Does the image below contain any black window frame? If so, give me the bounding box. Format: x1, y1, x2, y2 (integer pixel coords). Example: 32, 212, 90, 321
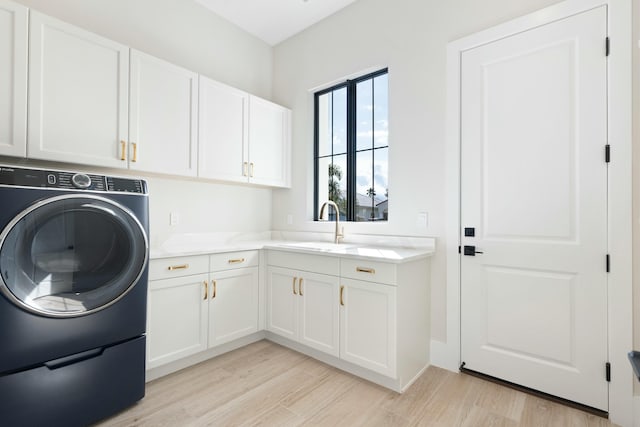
313, 67, 389, 222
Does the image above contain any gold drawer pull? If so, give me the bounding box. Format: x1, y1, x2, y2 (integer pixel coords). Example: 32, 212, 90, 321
212, 280, 217, 299
167, 264, 189, 271
299, 278, 303, 296
228, 258, 245, 264
243, 162, 248, 176
292, 277, 298, 295
120, 140, 127, 161
356, 267, 375, 274
203, 281, 208, 300
340, 285, 345, 306
131, 142, 138, 162
250, 162, 254, 177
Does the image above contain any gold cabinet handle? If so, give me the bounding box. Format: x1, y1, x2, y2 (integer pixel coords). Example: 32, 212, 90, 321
292, 277, 298, 295
212, 280, 217, 299
250, 162, 254, 177
167, 264, 189, 271
243, 162, 248, 176
356, 267, 375, 274
203, 281, 208, 300
228, 258, 245, 264
340, 285, 345, 306
120, 140, 127, 161
131, 142, 138, 162
299, 278, 303, 296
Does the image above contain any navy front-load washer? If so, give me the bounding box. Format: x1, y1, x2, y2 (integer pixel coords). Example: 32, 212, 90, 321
0, 165, 149, 427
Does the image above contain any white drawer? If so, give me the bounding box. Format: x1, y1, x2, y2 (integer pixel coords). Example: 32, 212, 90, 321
149, 255, 209, 280
340, 258, 396, 285
209, 250, 259, 271
267, 250, 340, 276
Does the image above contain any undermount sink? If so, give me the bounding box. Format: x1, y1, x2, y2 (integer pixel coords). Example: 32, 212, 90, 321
279, 241, 356, 252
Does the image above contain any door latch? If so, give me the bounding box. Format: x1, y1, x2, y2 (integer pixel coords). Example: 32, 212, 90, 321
463, 245, 483, 256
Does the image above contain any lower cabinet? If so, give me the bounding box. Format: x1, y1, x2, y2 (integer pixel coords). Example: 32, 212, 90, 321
209, 266, 259, 347
267, 249, 430, 390
147, 272, 209, 369
339, 278, 397, 377
147, 251, 259, 370
267, 266, 340, 357
148, 248, 430, 391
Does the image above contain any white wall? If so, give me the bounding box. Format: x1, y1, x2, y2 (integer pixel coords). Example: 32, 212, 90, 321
271, 0, 564, 341
632, 0, 640, 396
10, 0, 275, 248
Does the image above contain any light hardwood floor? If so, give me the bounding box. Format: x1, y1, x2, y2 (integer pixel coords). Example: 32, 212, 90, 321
97, 340, 616, 426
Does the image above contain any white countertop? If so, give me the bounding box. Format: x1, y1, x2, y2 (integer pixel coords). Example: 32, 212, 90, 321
150, 236, 435, 264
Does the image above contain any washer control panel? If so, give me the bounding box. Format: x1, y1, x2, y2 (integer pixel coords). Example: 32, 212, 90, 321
0, 166, 147, 194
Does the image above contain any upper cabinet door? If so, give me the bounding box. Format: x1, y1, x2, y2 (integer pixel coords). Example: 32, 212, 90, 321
248, 96, 291, 188
0, 0, 27, 158
129, 50, 198, 177
198, 76, 248, 183
28, 11, 129, 168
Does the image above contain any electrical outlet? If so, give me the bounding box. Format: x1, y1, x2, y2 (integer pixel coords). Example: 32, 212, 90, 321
170, 212, 180, 226
416, 212, 428, 228
287, 214, 293, 225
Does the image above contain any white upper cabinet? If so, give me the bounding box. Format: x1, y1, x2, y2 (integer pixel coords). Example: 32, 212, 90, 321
198, 76, 248, 182
12, 6, 290, 185
129, 50, 198, 177
248, 96, 291, 187
28, 11, 129, 168
199, 81, 291, 188
0, 0, 27, 157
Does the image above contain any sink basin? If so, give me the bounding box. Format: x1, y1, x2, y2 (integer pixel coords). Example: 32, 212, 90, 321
279, 241, 356, 252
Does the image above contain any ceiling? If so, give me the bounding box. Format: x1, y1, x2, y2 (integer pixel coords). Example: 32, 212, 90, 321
194, 0, 359, 46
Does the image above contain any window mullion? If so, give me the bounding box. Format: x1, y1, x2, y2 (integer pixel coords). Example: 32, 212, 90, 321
347, 80, 357, 222
313, 93, 319, 220
371, 79, 375, 216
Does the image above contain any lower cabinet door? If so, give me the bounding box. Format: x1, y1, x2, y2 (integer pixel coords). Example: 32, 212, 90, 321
340, 278, 397, 377
266, 266, 298, 340
209, 267, 259, 347
298, 271, 340, 357
147, 274, 209, 369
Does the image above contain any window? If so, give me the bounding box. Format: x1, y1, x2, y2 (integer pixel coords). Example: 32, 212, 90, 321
314, 68, 389, 222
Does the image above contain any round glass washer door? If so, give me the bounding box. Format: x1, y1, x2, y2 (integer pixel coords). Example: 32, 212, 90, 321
0, 194, 148, 318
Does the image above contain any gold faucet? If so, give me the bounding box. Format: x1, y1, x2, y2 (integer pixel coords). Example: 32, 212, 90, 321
319, 201, 344, 244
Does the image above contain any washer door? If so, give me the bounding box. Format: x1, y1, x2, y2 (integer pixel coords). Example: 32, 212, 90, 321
0, 195, 148, 317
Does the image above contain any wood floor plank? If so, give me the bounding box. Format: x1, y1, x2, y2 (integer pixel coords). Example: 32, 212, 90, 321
301, 379, 390, 426
279, 368, 358, 419
96, 341, 618, 427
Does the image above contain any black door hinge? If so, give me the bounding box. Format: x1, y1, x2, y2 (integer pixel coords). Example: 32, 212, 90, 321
605, 144, 610, 163
606, 254, 610, 273
606, 362, 611, 382
606, 37, 610, 56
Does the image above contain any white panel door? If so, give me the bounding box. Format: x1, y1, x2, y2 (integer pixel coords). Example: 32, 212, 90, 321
0, 0, 27, 157
28, 11, 129, 168
340, 278, 396, 377
266, 266, 298, 340
147, 274, 209, 369
248, 96, 291, 187
129, 50, 198, 176
198, 76, 248, 182
298, 271, 340, 357
460, 7, 608, 410
209, 267, 259, 347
